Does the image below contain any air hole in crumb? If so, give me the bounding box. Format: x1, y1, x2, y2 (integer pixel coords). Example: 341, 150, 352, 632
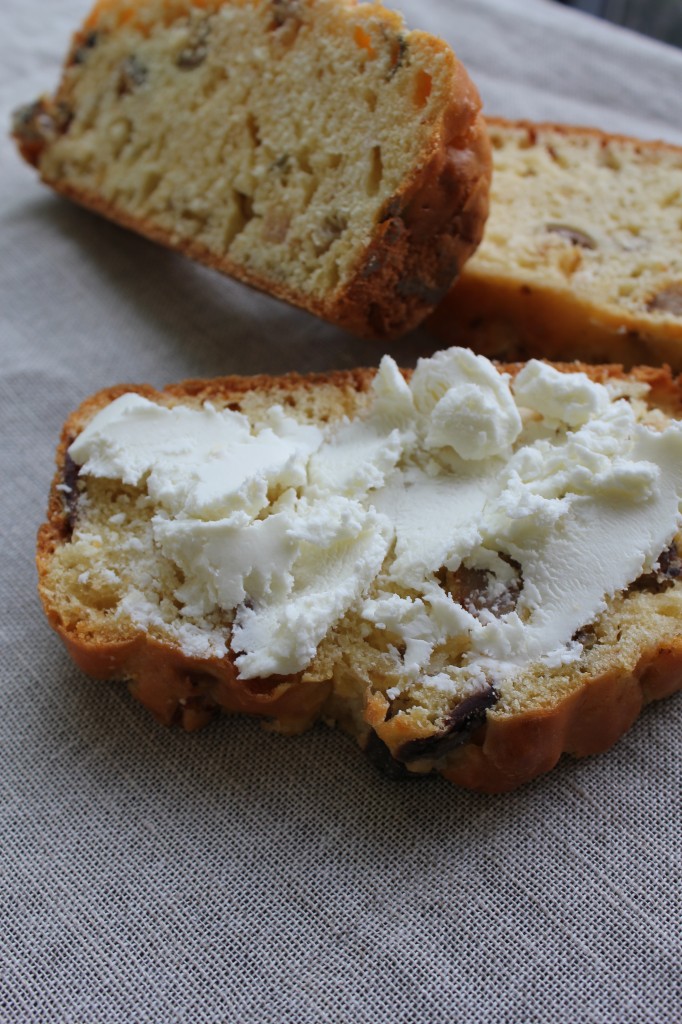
546, 144, 568, 168
518, 129, 537, 149
297, 148, 313, 175
81, 588, 120, 613
312, 211, 348, 254
572, 624, 598, 651
246, 112, 261, 147
413, 69, 432, 107
325, 261, 340, 291
201, 67, 227, 100
367, 145, 383, 196
235, 190, 255, 226
138, 170, 162, 203
546, 223, 597, 249
270, 0, 302, 42
599, 147, 621, 171
364, 89, 378, 112
354, 25, 376, 58
387, 34, 407, 78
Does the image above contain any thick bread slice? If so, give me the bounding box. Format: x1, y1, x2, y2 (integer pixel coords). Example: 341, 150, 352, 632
12, 0, 491, 340
428, 119, 682, 368
38, 358, 682, 792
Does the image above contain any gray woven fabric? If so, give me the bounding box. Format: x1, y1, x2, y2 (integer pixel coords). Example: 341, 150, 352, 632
2, 1, 681, 1021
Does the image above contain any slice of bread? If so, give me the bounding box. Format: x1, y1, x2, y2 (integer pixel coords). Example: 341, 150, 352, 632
38, 351, 682, 791
12, 0, 491, 340
428, 119, 682, 369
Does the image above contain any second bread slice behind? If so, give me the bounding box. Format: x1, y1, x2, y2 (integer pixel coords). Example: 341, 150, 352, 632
429, 119, 682, 367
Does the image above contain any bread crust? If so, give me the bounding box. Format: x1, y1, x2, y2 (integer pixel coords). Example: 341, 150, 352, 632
428, 118, 682, 368
366, 639, 682, 793
484, 116, 682, 160
13, 0, 491, 341
37, 361, 682, 791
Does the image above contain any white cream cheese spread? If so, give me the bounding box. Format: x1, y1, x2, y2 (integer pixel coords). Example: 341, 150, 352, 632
68, 349, 682, 687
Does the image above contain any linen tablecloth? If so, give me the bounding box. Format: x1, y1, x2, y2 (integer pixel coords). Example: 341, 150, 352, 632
2, 1, 681, 1020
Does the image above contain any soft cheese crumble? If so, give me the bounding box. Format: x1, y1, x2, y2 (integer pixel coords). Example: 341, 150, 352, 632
68, 348, 682, 686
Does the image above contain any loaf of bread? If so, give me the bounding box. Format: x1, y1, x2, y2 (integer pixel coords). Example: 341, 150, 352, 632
38, 347, 682, 791
12, 0, 491, 340
429, 119, 682, 369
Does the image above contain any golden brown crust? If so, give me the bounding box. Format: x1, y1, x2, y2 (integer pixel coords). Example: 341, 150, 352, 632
13, 1, 491, 341
38, 361, 682, 789
428, 117, 682, 369
331, 75, 491, 338
365, 641, 682, 792
485, 116, 682, 158
428, 272, 682, 371
444, 645, 682, 792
